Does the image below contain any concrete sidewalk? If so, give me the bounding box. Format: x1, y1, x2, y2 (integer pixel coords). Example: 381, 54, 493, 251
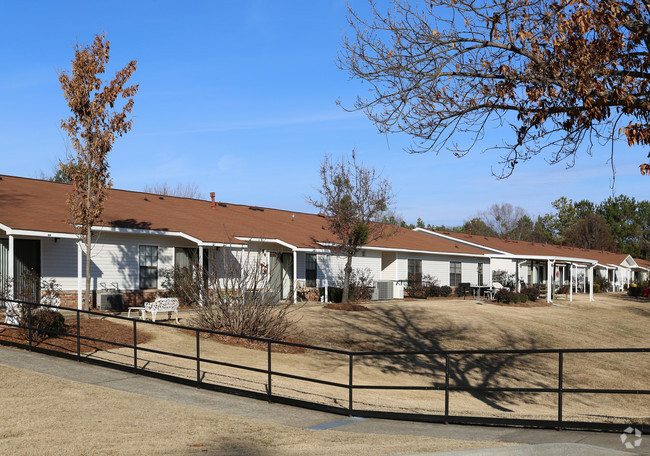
0, 346, 645, 455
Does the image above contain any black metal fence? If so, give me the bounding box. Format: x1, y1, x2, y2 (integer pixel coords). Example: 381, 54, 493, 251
0, 297, 647, 433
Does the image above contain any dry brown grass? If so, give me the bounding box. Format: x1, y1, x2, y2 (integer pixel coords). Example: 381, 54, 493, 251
0, 364, 511, 456
5, 292, 646, 431
82, 292, 647, 424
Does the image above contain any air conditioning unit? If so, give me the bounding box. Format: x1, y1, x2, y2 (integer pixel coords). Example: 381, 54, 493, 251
98, 292, 124, 311
371, 280, 395, 300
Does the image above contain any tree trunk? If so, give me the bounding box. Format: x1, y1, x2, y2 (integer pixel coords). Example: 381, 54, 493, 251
342, 253, 353, 304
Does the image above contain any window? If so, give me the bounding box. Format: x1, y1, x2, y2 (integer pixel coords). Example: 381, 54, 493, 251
450, 261, 461, 287
408, 259, 422, 286
477, 263, 484, 286
174, 247, 197, 268
139, 245, 158, 289
305, 254, 317, 287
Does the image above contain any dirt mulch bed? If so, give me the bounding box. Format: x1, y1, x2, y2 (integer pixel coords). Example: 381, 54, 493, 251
487, 300, 552, 308
0, 318, 151, 354
324, 303, 370, 311
180, 328, 307, 354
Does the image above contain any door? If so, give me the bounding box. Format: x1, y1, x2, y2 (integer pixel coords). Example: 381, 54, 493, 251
14, 239, 41, 301
269, 252, 293, 300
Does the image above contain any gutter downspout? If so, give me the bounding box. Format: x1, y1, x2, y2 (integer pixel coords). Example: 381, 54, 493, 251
589, 265, 594, 302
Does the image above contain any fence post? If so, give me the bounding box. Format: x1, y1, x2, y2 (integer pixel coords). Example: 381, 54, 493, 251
445, 354, 450, 424
133, 319, 138, 373
196, 329, 201, 387
558, 351, 563, 431
27, 301, 33, 349
267, 341, 272, 402
349, 353, 354, 415
76, 310, 81, 360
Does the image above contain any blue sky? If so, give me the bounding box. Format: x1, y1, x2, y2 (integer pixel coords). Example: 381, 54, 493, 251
1, 1, 647, 226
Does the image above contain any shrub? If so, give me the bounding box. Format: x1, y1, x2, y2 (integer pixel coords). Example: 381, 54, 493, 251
593, 275, 610, 293
405, 274, 439, 299
494, 288, 514, 303
439, 286, 452, 297
520, 286, 540, 302
161, 265, 200, 306
427, 285, 441, 297
335, 268, 375, 302
513, 292, 528, 303
19, 308, 65, 343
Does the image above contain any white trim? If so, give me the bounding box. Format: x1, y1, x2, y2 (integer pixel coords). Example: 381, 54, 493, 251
2, 228, 78, 239
137, 243, 160, 290
318, 242, 489, 259
235, 237, 298, 251
93, 226, 203, 245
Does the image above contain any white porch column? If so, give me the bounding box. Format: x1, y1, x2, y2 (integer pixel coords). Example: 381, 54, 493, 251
8, 235, 14, 299
588, 266, 594, 302
292, 250, 298, 303
515, 261, 521, 292
546, 260, 553, 303
583, 267, 586, 293
198, 246, 204, 306
77, 241, 83, 310
569, 263, 573, 302
488, 258, 492, 287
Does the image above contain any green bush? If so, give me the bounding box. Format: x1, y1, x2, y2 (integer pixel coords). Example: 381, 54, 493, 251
593, 275, 610, 293
440, 286, 452, 297
513, 292, 528, 303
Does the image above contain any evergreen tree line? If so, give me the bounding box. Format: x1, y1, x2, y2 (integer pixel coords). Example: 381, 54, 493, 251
386, 196, 650, 260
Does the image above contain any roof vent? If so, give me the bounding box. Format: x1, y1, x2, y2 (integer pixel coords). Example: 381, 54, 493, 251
158, 196, 164, 200
218, 202, 227, 207
292, 213, 295, 221
317, 212, 326, 218
249, 206, 264, 212
144, 197, 149, 201
468, 228, 472, 237
210, 192, 216, 211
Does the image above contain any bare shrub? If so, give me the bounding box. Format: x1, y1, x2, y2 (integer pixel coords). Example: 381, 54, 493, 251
166, 247, 297, 340
335, 267, 374, 302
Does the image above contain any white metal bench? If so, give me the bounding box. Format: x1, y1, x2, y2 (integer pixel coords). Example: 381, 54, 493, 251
129, 297, 179, 323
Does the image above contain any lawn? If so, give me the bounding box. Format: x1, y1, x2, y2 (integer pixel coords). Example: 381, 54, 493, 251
0, 364, 511, 456
3, 292, 648, 425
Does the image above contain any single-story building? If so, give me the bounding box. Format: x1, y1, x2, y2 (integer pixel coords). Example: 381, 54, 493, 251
1, 175, 493, 308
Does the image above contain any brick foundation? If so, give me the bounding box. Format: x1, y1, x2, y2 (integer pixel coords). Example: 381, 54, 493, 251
56, 290, 160, 310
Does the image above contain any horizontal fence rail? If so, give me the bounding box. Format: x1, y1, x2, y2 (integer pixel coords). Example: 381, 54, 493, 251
0, 297, 648, 433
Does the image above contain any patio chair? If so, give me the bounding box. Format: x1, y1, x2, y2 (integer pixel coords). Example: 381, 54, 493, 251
4, 302, 21, 326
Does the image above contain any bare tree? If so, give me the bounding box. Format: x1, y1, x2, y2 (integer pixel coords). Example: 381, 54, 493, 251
308, 152, 394, 304
478, 203, 528, 238
59, 33, 138, 310
143, 182, 203, 199
339, 0, 650, 177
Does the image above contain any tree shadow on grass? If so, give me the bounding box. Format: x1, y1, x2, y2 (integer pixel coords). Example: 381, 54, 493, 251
322, 305, 553, 413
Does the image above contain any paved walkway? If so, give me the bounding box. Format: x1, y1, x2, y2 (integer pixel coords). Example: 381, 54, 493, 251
0, 346, 645, 455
